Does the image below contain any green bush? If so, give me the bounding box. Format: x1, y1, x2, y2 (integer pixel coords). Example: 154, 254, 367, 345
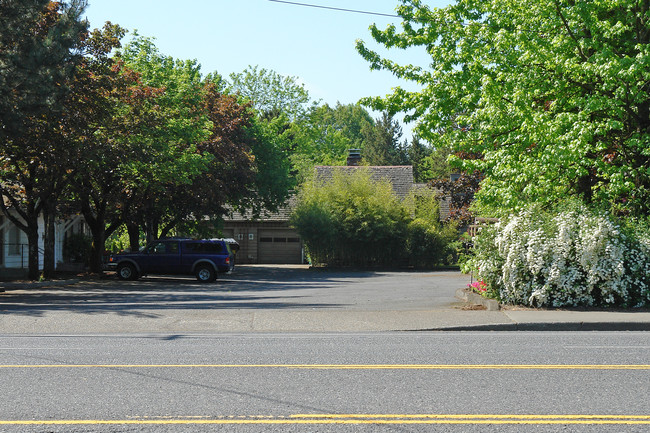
291, 169, 457, 268
407, 219, 458, 267
465, 205, 650, 308
63, 233, 92, 264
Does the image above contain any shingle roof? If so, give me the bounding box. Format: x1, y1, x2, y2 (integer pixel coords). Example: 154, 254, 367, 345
314, 165, 415, 198
225, 195, 298, 223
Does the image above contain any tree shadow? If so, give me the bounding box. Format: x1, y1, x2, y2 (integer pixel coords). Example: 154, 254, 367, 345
0, 266, 375, 317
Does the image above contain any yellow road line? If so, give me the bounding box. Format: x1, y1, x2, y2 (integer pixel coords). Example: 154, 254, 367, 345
0, 363, 648, 369
293, 414, 650, 420
1, 415, 649, 425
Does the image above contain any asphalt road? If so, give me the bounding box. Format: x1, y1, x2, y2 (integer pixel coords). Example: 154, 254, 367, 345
0, 332, 649, 432
1, 267, 649, 431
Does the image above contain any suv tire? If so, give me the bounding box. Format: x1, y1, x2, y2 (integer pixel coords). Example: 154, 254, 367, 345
195, 264, 216, 283
117, 262, 138, 281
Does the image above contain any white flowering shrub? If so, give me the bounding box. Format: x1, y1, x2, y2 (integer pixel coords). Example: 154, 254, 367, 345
467, 207, 650, 308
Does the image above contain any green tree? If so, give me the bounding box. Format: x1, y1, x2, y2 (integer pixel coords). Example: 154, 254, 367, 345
421, 145, 453, 182
291, 168, 456, 267
357, 0, 650, 217
228, 65, 310, 121
0, 0, 86, 140
119, 40, 292, 247
0, 0, 87, 279
407, 135, 433, 182
363, 112, 408, 166
240, 114, 293, 214
116, 35, 213, 246
68, 25, 168, 272
288, 103, 375, 182
319, 103, 376, 149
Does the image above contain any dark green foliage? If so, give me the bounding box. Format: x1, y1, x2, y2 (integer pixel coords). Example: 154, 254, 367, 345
363, 112, 408, 166
406, 136, 433, 182
0, 0, 88, 279
62, 232, 92, 264
0, 0, 87, 139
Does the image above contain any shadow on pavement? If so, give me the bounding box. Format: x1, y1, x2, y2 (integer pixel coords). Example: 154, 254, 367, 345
0, 265, 386, 317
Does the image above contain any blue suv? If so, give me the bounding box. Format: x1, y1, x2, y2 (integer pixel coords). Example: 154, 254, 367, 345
108, 238, 235, 283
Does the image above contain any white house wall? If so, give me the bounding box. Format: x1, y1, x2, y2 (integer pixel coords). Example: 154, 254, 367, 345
0, 212, 79, 270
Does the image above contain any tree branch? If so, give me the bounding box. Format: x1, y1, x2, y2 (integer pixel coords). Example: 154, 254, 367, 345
554, 1, 589, 62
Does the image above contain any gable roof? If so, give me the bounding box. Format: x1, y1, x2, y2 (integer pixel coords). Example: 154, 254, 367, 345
314, 165, 416, 198
224, 195, 297, 223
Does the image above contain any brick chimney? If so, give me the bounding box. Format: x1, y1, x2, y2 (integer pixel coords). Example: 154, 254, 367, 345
347, 149, 361, 166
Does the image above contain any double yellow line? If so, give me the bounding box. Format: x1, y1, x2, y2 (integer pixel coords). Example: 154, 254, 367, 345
1, 414, 650, 425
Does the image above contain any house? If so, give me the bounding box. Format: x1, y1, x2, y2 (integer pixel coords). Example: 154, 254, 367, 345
221, 151, 450, 265
0, 210, 88, 279
222, 195, 303, 264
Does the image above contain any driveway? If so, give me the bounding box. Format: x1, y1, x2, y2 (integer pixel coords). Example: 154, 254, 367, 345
0, 266, 510, 333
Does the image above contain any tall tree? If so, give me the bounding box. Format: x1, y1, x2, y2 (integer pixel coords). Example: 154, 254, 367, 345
287, 103, 375, 183
363, 111, 408, 166
406, 135, 433, 182
0, 0, 87, 279
357, 0, 650, 217
117, 35, 213, 246
119, 40, 292, 246
67, 25, 168, 273
228, 65, 310, 121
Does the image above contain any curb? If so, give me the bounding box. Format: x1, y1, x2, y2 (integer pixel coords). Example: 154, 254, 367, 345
455, 288, 500, 311
414, 322, 650, 332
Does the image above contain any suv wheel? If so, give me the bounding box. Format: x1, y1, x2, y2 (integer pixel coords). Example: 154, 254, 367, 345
117, 263, 138, 281
195, 264, 216, 283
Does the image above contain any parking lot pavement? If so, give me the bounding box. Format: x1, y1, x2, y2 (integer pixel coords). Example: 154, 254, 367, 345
2, 265, 649, 333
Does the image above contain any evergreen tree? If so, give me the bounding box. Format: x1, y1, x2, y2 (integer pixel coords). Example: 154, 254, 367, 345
0, 0, 88, 279
407, 135, 432, 182
363, 112, 408, 166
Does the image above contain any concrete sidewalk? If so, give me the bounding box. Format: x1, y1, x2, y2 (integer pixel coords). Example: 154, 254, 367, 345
451, 287, 650, 331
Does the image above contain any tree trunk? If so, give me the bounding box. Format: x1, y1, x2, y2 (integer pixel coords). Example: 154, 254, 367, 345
42, 204, 56, 278
127, 222, 140, 252
89, 225, 105, 274
27, 226, 40, 281
81, 196, 106, 274
145, 217, 158, 243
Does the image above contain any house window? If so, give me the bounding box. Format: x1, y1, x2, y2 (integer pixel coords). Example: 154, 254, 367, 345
8, 225, 21, 256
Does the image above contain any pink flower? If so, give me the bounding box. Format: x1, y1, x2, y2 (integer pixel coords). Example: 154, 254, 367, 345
469, 280, 488, 293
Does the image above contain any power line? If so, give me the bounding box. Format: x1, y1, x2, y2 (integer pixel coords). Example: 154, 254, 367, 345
267, 0, 399, 18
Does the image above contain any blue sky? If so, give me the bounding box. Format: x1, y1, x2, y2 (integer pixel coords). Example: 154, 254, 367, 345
83, 0, 451, 136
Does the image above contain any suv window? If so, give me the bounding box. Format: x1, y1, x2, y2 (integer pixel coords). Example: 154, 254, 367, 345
184, 242, 224, 254
146, 241, 179, 255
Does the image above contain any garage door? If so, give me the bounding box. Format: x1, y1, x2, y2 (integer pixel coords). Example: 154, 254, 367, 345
258, 230, 302, 264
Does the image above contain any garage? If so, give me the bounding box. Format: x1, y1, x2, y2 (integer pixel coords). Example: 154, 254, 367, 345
258, 230, 303, 264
